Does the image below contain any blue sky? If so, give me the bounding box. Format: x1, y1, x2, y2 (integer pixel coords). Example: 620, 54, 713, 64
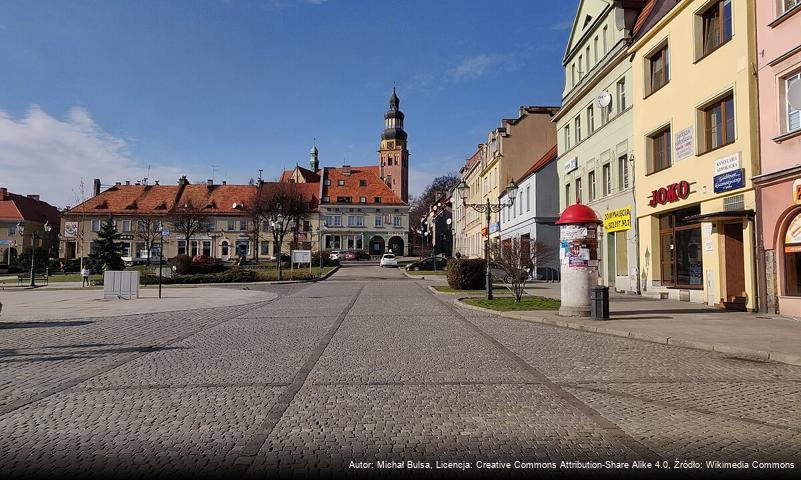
0, 0, 575, 207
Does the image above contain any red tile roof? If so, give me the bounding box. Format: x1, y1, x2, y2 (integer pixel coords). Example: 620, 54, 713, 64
321, 166, 405, 206
462, 144, 485, 173
279, 165, 321, 183
517, 144, 558, 183
0, 190, 61, 224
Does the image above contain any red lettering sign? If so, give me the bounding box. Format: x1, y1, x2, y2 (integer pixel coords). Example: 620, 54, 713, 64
649, 180, 691, 207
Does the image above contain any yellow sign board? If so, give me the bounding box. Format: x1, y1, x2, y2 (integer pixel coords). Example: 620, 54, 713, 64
603, 206, 632, 233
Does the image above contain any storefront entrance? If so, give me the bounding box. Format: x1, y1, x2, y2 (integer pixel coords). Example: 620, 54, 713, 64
370, 236, 385, 255
658, 206, 703, 288
723, 222, 746, 308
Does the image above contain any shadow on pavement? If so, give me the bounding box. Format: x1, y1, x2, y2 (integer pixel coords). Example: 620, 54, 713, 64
0, 320, 94, 329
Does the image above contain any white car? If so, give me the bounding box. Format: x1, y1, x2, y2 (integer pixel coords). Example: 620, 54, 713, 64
329, 250, 342, 261
379, 253, 398, 268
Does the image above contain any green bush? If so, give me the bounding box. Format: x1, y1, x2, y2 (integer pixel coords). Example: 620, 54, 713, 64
140, 268, 257, 285
447, 258, 486, 290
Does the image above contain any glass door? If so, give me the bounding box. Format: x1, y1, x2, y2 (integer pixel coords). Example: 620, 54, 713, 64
660, 232, 675, 286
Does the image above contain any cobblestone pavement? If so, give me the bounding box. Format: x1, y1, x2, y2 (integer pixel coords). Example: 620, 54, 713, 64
1, 267, 800, 478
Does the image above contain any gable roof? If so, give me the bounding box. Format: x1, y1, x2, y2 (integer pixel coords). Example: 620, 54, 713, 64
279, 165, 321, 183
0, 191, 61, 224
630, 0, 677, 41
562, 0, 612, 63
321, 166, 405, 206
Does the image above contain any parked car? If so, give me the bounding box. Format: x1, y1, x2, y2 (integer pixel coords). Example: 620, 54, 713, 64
344, 251, 358, 261
329, 250, 342, 261
489, 262, 529, 284
405, 256, 448, 271
532, 266, 560, 281
379, 253, 398, 268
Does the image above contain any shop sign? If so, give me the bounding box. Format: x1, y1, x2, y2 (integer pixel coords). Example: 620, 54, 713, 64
64, 222, 78, 238
793, 179, 801, 205
119, 234, 134, 240
786, 214, 801, 244
564, 157, 578, 174
713, 169, 744, 193
674, 127, 693, 161
648, 181, 691, 207
603, 206, 632, 232
714, 152, 741, 176
488, 222, 500, 234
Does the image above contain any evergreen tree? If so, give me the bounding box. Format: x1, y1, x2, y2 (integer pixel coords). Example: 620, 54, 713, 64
89, 216, 125, 271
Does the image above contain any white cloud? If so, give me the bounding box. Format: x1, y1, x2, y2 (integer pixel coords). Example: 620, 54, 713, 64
0, 106, 196, 208
448, 53, 514, 81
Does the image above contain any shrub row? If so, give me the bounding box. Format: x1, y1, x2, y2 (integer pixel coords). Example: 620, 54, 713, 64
446, 258, 486, 290
141, 269, 257, 285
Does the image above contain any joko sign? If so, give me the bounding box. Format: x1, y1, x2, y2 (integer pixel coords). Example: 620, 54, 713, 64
648, 181, 691, 208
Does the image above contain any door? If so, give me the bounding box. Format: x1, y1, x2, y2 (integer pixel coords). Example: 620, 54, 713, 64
660, 232, 675, 286
723, 222, 745, 302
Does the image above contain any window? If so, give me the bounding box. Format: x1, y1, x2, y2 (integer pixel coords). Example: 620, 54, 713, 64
227, 219, 236, 231
337, 179, 345, 186
374, 196, 381, 203
9, 224, 17, 236
578, 55, 583, 77
588, 171, 596, 201
261, 241, 270, 255
121, 220, 131, 232
91, 219, 101, 232
594, 36, 599, 63
571, 64, 576, 87
344, 234, 363, 250
702, 93, 735, 152
618, 155, 630, 189
701, 0, 732, 57
565, 183, 571, 205
347, 215, 364, 227
616, 78, 626, 111
784, 211, 801, 295
359, 196, 367, 204
301, 220, 311, 232
659, 206, 703, 287
565, 126, 571, 149
585, 46, 590, 72
202, 240, 211, 257
526, 186, 531, 212
177, 240, 186, 256
324, 215, 341, 227
786, 73, 801, 133
574, 116, 582, 143
336, 196, 352, 203
587, 105, 595, 134
393, 216, 402, 227
602, 163, 612, 196
322, 196, 330, 203
576, 177, 583, 203
359, 179, 367, 187
648, 45, 669, 94
375, 216, 383, 227
240, 220, 248, 231
603, 26, 608, 54
785, 0, 801, 13
324, 179, 331, 186
615, 231, 628, 276
649, 127, 672, 173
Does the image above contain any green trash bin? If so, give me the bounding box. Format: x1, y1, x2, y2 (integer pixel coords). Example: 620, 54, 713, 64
590, 285, 609, 320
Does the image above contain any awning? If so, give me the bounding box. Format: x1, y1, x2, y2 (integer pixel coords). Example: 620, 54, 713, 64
682, 209, 755, 224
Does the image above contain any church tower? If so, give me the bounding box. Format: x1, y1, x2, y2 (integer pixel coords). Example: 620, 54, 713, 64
310, 143, 319, 171
379, 87, 409, 203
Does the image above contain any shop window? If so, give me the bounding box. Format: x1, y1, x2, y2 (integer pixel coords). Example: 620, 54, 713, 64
646, 44, 669, 96
701, 93, 735, 152
648, 126, 672, 173
698, 0, 732, 59
783, 212, 801, 295
615, 231, 628, 276
658, 206, 703, 288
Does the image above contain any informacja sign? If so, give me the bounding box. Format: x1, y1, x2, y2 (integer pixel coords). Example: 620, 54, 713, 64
648, 181, 691, 207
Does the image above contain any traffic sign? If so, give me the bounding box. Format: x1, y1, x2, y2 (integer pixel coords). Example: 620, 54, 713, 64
161, 229, 170, 237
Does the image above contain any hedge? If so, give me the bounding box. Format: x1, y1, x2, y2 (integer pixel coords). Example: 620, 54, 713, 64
446, 258, 486, 290
141, 269, 257, 285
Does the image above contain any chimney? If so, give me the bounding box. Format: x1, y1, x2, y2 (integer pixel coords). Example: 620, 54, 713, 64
27, 194, 40, 201
155, 180, 160, 185
207, 179, 213, 186
125, 181, 130, 186
178, 175, 189, 186
93, 178, 101, 197
0, 187, 7, 200
222, 180, 227, 186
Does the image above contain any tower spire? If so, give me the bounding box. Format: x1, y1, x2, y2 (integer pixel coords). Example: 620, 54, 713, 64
310, 141, 319, 171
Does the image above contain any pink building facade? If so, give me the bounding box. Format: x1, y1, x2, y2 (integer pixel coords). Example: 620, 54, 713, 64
753, 1, 801, 316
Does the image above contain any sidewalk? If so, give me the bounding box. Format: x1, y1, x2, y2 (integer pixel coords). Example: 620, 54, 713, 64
442, 281, 801, 366
0, 287, 276, 322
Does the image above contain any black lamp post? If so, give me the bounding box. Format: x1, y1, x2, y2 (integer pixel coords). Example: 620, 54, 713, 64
17, 220, 52, 288
271, 213, 284, 281
455, 179, 518, 300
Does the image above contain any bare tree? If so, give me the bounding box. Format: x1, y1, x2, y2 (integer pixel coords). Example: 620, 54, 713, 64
134, 216, 162, 265
170, 202, 210, 257
491, 237, 557, 302
253, 182, 313, 280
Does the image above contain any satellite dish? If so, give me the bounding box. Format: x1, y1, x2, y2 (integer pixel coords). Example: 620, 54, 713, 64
595, 91, 612, 108
788, 80, 801, 111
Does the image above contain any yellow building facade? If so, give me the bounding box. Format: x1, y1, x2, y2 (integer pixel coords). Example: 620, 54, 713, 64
631, 0, 759, 310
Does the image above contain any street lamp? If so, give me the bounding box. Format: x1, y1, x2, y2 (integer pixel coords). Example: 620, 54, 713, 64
17, 220, 51, 287
456, 179, 518, 300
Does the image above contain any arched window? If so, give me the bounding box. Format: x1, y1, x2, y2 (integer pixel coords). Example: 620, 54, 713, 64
784, 212, 801, 296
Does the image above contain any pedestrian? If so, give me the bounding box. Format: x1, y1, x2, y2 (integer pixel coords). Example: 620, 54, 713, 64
59, 261, 65, 276
81, 267, 90, 287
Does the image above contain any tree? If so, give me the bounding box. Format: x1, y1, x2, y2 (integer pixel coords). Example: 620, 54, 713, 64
89, 216, 125, 271
490, 237, 557, 302
253, 182, 313, 280
134, 217, 162, 265
409, 173, 460, 234
170, 203, 210, 258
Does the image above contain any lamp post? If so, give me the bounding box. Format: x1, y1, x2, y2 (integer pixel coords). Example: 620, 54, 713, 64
271, 213, 284, 281
17, 220, 51, 287
456, 179, 518, 300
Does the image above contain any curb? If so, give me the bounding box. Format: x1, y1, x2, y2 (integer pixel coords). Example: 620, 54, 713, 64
451, 297, 801, 367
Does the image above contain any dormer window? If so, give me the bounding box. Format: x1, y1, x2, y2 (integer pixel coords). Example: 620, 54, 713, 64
338, 179, 345, 186
359, 180, 367, 187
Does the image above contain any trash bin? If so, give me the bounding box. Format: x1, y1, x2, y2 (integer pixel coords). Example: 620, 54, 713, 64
590, 285, 609, 320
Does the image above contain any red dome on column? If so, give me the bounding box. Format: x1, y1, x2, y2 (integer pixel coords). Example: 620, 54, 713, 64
556, 202, 602, 225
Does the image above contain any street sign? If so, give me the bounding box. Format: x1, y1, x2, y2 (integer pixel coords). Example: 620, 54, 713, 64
713, 169, 745, 193
161, 229, 170, 237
